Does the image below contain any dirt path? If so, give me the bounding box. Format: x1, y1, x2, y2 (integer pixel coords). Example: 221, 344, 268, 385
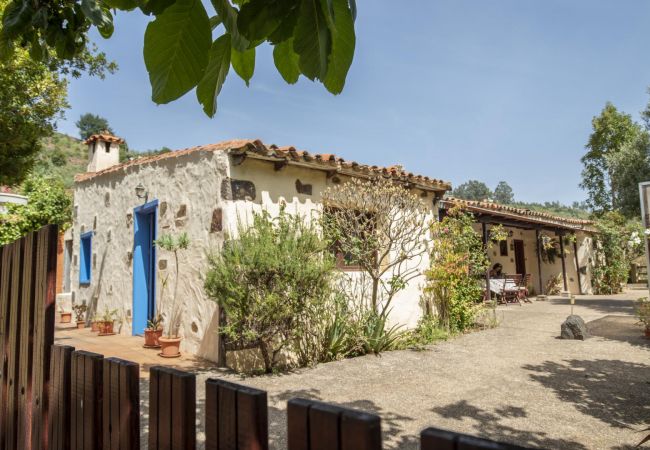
192, 291, 650, 449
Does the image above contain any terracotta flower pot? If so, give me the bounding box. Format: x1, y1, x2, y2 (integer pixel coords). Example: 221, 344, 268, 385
76, 321, 85, 329
144, 328, 163, 348
158, 336, 182, 358
60, 312, 72, 323
91, 321, 100, 332
99, 321, 114, 336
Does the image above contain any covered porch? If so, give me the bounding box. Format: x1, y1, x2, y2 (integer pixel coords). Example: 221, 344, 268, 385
440, 198, 595, 297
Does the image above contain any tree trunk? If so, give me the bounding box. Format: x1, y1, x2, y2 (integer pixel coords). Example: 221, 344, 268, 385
371, 277, 380, 313
259, 341, 273, 374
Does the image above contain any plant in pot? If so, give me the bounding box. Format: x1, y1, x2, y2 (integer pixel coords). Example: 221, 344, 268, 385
154, 232, 189, 358
144, 313, 164, 348
635, 297, 650, 338
59, 307, 72, 324
98, 308, 118, 335
90, 314, 101, 332
72, 302, 87, 329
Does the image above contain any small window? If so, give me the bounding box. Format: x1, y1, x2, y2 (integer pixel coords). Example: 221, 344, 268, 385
79, 232, 93, 285
105, 142, 111, 153
499, 240, 508, 257
323, 207, 374, 271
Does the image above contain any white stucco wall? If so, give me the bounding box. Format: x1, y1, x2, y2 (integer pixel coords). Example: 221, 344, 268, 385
226, 157, 438, 329
72, 150, 229, 361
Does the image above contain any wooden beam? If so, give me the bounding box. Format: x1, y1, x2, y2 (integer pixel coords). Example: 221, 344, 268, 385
559, 233, 568, 292
231, 154, 246, 166
573, 240, 583, 295
482, 222, 491, 302
273, 160, 288, 171
535, 228, 543, 295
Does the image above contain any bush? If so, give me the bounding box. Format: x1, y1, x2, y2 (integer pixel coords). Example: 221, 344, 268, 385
425, 207, 489, 333
204, 208, 337, 373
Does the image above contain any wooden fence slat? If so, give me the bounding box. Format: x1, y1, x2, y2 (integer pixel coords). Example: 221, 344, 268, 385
17, 233, 35, 450
287, 398, 311, 450
205, 379, 218, 450
217, 381, 237, 450
69, 351, 103, 450
148, 366, 195, 450
421, 427, 458, 450
340, 409, 381, 450
5, 239, 24, 450
31, 225, 58, 450
171, 368, 195, 450
0, 243, 11, 450
308, 402, 341, 450
103, 358, 139, 450
236, 385, 268, 450
148, 366, 159, 450
48, 345, 74, 450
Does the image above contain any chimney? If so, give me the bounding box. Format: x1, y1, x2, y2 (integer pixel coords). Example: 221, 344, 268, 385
85, 131, 124, 173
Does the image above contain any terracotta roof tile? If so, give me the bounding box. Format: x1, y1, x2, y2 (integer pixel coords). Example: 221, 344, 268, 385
442, 197, 594, 230
74, 139, 451, 191
83, 131, 125, 145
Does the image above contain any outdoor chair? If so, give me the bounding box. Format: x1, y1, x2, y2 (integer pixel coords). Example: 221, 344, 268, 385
500, 274, 522, 305
518, 274, 532, 303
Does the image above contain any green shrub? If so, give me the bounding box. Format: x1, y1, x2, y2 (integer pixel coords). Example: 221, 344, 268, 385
403, 315, 449, 348
204, 208, 337, 373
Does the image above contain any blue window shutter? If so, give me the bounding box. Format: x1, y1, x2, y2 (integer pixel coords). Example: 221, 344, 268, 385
79, 232, 93, 284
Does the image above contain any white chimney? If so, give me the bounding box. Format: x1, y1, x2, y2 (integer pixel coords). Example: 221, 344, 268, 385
85, 131, 123, 173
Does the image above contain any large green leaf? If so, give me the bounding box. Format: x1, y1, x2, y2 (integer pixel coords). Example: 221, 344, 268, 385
273, 38, 299, 84
138, 0, 175, 16
211, 0, 248, 51
197, 33, 232, 117
323, 0, 354, 94
237, 0, 295, 42
104, 0, 138, 11
80, 0, 112, 32
1, 0, 33, 38
231, 46, 254, 85
293, 0, 330, 81
144, 0, 211, 104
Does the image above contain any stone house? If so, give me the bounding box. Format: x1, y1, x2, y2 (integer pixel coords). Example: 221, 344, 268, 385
66, 134, 450, 361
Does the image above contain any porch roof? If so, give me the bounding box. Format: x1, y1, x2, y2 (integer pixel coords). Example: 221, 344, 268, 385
440, 197, 595, 232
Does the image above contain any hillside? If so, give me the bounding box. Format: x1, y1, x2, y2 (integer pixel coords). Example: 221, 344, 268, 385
34, 133, 88, 188
33, 132, 172, 189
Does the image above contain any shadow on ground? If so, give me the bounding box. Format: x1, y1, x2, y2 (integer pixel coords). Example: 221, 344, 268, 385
587, 315, 650, 349
550, 297, 637, 316
523, 358, 650, 431
431, 400, 588, 449
265, 388, 419, 450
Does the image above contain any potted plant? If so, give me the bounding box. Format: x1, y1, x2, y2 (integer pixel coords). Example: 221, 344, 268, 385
636, 297, 650, 338
59, 309, 72, 324
90, 314, 101, 332
155, 232, 189, 358
72, 302, 87, 329
98, 308, 118, 336
144, 313, 164, 348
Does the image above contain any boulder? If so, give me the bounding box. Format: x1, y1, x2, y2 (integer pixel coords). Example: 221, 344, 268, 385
561, 315, 590, 340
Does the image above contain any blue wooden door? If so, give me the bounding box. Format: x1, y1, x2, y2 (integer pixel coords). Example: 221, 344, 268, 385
132, 200, 158, 335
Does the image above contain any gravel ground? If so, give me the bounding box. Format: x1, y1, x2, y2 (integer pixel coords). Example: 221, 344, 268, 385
145, 291, 650, 450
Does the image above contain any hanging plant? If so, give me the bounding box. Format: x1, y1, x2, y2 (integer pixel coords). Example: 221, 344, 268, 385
489, 224, 508, 243
539, 233, 560, 264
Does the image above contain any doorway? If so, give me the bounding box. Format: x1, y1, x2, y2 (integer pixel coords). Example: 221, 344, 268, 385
132, 200, 158, 335
514, 239, 526, 276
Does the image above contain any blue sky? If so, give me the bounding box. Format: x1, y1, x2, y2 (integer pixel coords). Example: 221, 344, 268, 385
58, 0, 650, 204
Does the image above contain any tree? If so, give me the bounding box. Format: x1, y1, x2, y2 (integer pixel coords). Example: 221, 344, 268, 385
76, 113, 114, 140
493, 181, 514, 204
452, 180, 492, 201
0, 49, 68, 186
0, 175, 72, 245
321, 177, 430, 316
580, 102, 642, 214
1, 0, 357, 118
205, 208, 336, 372
607, 133, 650, 218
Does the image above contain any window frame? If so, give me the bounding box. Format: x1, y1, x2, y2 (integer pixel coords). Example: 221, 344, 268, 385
79, 231, 93, 285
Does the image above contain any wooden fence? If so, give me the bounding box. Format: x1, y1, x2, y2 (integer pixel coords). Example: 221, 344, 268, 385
0, 226, 535, 450
0, 225, 58, 450
47, 344, 533, 450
